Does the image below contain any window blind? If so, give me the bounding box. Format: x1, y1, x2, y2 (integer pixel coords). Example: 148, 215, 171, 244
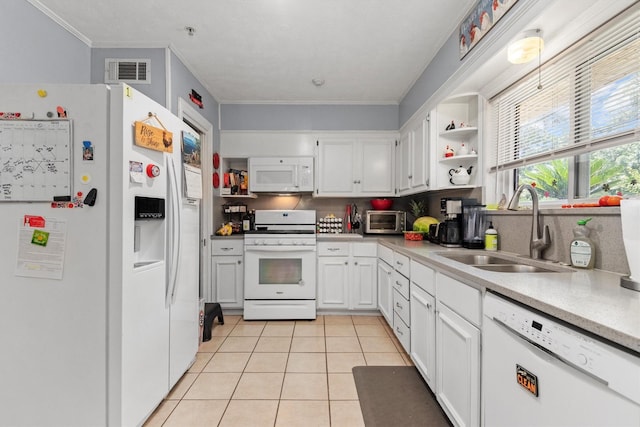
490, 5, 640, 172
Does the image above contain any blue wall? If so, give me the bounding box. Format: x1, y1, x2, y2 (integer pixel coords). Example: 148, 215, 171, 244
0, 0, 90, 83
399, 29, 461, 127
169, 52, 219, 132
220, 104, 398, 131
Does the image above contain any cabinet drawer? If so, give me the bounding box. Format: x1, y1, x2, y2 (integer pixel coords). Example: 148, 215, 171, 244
318, 242, 350, 256
393, 252, 410, 278
378, 244, 394, 265
393, 311, 410, 353
392, 270, 410, 299
352, 242, 377, 257
393, 289, 410, 326
410, 260, 435, 295
211, 239, 243, 255
436, 272, 481, 326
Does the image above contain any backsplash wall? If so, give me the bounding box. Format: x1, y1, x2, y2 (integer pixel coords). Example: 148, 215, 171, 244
485, 209, 629, 276
214, 194, 629, 276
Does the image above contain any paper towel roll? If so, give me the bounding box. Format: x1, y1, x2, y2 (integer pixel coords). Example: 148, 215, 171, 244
620, 199, 640, 280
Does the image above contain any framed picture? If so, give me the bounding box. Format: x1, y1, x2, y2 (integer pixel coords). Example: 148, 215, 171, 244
459, 0, 519, 59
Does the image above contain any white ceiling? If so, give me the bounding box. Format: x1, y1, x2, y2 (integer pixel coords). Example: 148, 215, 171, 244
30, 0, 476, 104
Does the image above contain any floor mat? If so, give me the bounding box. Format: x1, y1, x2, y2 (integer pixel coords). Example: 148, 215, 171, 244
352, 366, 452, 427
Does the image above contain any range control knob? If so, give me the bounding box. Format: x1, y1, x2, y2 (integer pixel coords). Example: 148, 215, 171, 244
146, 164, 161, 178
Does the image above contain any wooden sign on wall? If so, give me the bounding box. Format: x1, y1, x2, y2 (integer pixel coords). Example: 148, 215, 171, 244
134, 121, 173, 153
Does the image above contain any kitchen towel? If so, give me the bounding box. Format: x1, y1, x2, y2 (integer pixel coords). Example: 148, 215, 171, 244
620, 199, 640, 280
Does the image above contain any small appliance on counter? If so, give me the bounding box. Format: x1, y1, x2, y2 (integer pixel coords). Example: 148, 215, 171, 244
364, 210, 406, 234
438, 198, 480, 247
462, 203, 486, 249
438, 199, 463, 247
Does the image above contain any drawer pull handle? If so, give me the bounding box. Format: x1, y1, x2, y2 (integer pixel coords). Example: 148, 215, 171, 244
396, 302, 403, 309
396, 261, 403, 266
328, 247, 340, 251
396, 327, 403, 335
395, 281, 403, 287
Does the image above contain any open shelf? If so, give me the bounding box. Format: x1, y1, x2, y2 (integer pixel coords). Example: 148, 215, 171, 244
438, 127, 478, 139
439, 154, 478, 164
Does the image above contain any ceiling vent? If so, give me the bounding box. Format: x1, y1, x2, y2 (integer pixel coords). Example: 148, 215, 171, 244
105, 58, 150, 84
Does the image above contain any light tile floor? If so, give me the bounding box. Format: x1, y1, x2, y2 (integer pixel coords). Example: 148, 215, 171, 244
145, 314, 412, 426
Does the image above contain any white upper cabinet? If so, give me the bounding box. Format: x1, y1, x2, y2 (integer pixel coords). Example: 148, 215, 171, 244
316, 134, 396, 197
433, 93, 483, 190
396, 115, 430, 196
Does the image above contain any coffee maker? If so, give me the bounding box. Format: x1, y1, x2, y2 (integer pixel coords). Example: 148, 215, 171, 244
438, 198, 463, 247
439, 198, 482, 248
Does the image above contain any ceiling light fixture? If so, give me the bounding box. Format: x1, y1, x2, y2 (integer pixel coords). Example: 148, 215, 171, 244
508, 29, 544, 64
312, 78, 325, 87
185, 26, 196, 36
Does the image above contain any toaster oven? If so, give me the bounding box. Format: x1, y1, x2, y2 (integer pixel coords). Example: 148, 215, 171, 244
364, 210, 406, 234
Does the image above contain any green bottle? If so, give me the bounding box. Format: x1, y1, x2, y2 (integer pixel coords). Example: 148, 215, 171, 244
570, 218, 595, 269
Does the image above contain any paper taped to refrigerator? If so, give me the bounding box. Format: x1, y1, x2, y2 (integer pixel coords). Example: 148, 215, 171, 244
0, 120, 72, 202
16, 218, 67, 280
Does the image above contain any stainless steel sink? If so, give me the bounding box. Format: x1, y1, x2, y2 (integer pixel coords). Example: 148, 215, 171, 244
473, 264, 558, 273
437, 251, 574, 273
439, 254, 518, 265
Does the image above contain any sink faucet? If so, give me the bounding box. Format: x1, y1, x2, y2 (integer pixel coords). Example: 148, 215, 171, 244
507, 184, 551, 259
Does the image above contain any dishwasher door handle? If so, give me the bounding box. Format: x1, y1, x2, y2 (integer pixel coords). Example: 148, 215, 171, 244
491, 317, 609, 387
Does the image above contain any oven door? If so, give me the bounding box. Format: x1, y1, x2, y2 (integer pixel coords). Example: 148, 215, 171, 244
244, 245, 316, 299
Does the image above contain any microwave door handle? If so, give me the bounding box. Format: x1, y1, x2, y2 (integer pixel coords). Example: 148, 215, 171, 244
293, 165, 299, 188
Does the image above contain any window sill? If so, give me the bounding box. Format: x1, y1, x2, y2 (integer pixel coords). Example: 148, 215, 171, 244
486, 206, 620, 216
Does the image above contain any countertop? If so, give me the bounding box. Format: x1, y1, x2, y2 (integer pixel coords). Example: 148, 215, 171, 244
376, 237, 640, 355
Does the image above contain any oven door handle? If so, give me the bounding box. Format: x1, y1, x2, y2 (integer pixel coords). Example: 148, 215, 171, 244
245, 246, 316, 252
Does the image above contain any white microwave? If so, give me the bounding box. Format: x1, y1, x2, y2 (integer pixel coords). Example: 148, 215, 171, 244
248, 157, 314, 193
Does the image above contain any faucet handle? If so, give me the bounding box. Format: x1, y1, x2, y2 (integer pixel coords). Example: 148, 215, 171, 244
543, 224, 551, 242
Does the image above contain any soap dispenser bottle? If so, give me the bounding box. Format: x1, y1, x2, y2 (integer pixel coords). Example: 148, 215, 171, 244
485, 221, 498, 251
570, 218, 595, 268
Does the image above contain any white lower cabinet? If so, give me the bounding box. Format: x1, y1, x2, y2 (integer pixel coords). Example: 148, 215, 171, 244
391, 251, 411, 352
376, 258, 394, 324
209, 239, 244, 308
317, 241, 377, 310
410, 282, 436, 390
317, 256, 349, 309
351, 255, 377, 309
435, 273, 481, 427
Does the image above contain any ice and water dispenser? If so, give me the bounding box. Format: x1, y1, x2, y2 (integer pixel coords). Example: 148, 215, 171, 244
133, 196, 165, 268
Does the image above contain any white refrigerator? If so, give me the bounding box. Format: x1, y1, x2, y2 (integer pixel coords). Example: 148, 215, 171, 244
0, 84, 200, 427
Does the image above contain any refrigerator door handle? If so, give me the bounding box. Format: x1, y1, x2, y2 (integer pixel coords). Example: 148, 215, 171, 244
166, 155, 182, 305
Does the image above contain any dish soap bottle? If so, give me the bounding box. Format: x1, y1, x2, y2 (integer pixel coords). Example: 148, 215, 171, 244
485, 222, 498, 251
570, 218, 595, 269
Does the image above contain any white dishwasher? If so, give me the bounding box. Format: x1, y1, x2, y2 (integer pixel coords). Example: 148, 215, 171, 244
482, 292, 640, 427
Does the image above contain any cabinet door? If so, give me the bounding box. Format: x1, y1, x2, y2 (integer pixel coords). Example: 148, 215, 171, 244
316, 139, 356, 195
435, 301, 480, 427
395, 132, 411, 194
317, 257, 349, 308
211, 255, 243, 308
410, 284, 436, 390
359, 139, 394, 195
376, 259, 393, 325
350, 256, 377, 310
410, 118, 428, 191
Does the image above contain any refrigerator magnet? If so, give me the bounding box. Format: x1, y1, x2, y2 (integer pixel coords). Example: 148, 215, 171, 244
82, 141, 94, 161
129, 161, 144, 184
